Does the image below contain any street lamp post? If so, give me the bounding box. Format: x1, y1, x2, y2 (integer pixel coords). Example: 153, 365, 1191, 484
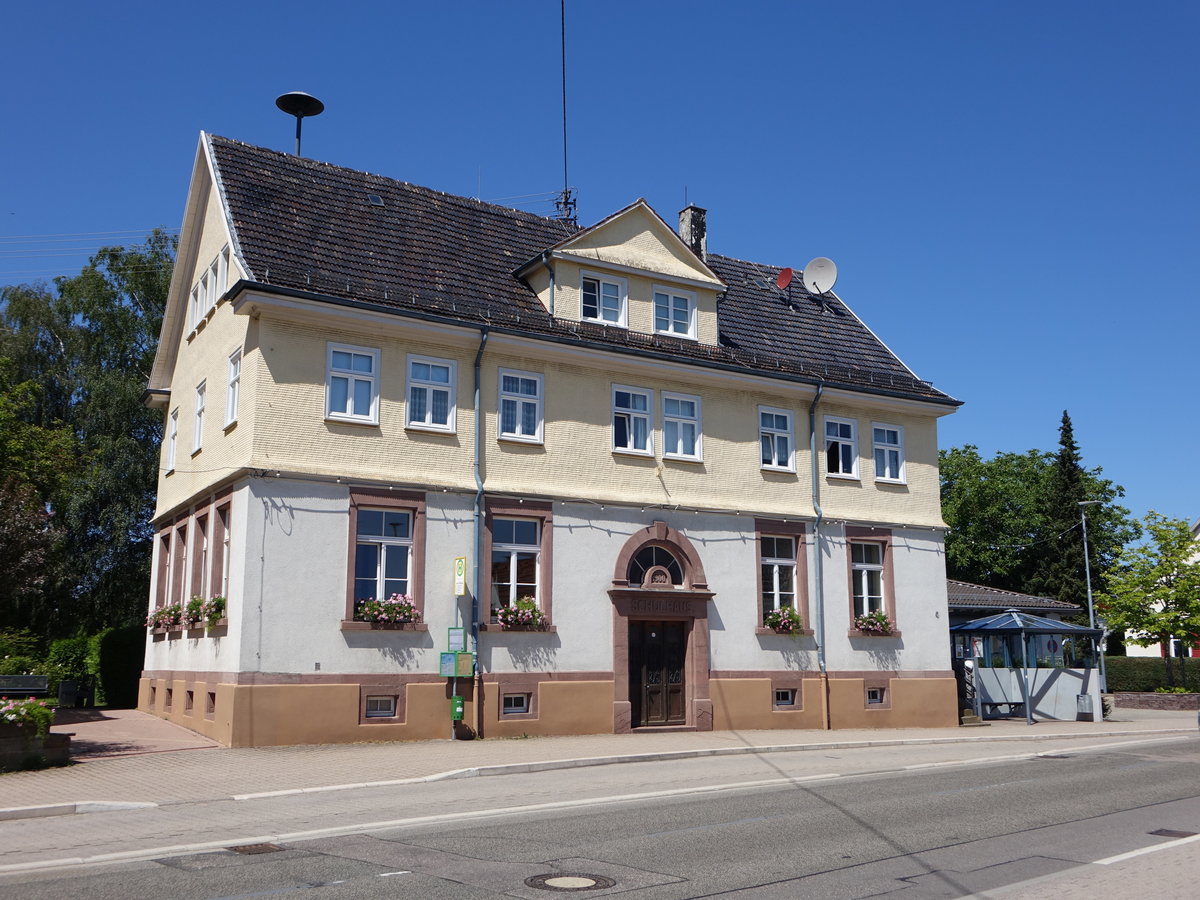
1079, 500, 1107, 692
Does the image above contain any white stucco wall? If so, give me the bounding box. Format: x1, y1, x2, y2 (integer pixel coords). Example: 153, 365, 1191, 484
216, 481, 951, 679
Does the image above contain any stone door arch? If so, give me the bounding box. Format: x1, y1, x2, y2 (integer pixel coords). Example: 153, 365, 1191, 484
609, 521, 713, 732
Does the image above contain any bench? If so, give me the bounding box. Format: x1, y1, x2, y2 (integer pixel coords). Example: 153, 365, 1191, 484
0, 675, 50, 698
981, 701, 1025, 717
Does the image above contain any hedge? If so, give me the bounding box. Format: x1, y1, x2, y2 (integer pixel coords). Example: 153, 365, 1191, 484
1105, 655, 1200, 693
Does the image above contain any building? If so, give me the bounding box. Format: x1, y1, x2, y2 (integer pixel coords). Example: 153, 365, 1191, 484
945, 579, 1080, 630
141, 134, 963, 747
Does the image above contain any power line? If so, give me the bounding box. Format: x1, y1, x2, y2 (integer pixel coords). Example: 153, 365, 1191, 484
0, 228, 179, 242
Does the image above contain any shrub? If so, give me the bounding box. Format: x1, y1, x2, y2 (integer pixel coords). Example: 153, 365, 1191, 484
95, 626, 144, 708
1, 697, 54, 736
1104, 656, 1200, 692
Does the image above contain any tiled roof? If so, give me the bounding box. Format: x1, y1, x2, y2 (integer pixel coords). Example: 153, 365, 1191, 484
946, 579, 1080, 612
208, 135, 958, 405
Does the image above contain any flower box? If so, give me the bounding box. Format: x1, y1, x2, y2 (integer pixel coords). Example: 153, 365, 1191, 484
340, 619, 427, 632
852, 611, 896, 636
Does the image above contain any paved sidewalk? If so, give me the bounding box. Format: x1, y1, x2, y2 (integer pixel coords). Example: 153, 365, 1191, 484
0, 707, 1192, 817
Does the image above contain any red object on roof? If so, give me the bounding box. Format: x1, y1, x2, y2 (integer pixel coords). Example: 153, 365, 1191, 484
775, 267, 793, 291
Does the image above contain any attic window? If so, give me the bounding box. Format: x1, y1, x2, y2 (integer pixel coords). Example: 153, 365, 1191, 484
366, 194, 384, 207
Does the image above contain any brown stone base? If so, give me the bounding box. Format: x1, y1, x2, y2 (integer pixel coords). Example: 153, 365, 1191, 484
139, 669, 960, 747
711, 673, 959, 730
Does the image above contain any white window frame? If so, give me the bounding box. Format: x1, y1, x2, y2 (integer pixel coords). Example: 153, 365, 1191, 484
851, 541, 885, 618
354, 508, 414, 603
773, 688, 796, 707
166, 408, 178, 473
365, 695, 397, 718
653, 285, 697, 339
502, 693, 531, 715
208, 260, 220, 313
490, 517, 541, 610
824, 416, 858, 479
872, 423, 905, 483
760, 534, 798, 617
225, 348, 241, 427
188, 286, 201, 332
406, 355, 457, 433
580, 272, 627, 327
759, 406, 794, 472
217, 245, 230, 298
192, 382, 205, 454
326, 343, 380, 424
662, 391, 702, 461
497, 368, 543, 443
612, 385, 653, 456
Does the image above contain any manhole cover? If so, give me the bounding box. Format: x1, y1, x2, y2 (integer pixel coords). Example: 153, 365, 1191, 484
525, 872, 617, 891
228, 843, 284, 855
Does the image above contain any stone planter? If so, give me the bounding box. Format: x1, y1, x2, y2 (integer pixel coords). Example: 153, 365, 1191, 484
0, 727, 70, 772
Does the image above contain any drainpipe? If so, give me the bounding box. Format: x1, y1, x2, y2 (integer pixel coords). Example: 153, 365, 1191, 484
472, 326, 490, 738
540, 251, 556, 317
808, 382, 831, 730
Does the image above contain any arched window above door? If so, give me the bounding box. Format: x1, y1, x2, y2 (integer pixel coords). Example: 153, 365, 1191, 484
628, 546, 683, 587
611, 521, 709, 592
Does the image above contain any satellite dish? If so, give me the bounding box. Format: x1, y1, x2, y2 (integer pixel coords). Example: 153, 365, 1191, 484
775, 267, 794, 291
275, 91, 325, 156
802, 257, 837, 295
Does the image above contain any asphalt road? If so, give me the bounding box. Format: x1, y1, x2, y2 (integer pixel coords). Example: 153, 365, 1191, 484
2, 736, 1197, 898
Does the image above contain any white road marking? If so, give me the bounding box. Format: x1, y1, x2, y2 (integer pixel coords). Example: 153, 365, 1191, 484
1095, 832, 1200, 865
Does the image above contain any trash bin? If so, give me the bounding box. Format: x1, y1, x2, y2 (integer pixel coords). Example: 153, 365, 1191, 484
58, 680, 78, 707
1076, 693, 1094, 721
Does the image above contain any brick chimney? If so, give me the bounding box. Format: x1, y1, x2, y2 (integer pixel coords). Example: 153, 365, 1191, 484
678, 205, 707, 261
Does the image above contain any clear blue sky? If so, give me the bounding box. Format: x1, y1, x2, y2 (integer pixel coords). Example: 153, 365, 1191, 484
3, 2, 1196, 525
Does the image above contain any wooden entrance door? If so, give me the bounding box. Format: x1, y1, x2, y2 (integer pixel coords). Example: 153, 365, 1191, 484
629, 620, 686, 726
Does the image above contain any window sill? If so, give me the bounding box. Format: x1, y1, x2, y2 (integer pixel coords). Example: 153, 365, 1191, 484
497, 435, 544, 446
662, 454, 703, 464
405, 423, 456, 435
340, 620, 428, 632
826, 473, 861, 482
479, 623, 556, 633
848, 629, 902, 638
613, 447, 654, 459
325, 415, 379, 427
756, 627, 814, 636
760, 466, 797, 475
874, 478, 907, 486
582, 317, 626, 329
654, 330, 697, 342
223, 419, 238, 433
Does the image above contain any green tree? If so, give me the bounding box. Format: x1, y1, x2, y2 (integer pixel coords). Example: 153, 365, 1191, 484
940, 419, 1136, 601
1101, 512, 1200, 687
0, 229, 174, 637
939, 445, 1048, 591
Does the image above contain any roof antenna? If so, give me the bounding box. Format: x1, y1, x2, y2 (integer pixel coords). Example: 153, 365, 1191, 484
275, 91, 325, 157
553, 0, 577, 225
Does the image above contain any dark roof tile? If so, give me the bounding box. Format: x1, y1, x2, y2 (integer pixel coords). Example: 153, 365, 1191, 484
208, 135, 958, 405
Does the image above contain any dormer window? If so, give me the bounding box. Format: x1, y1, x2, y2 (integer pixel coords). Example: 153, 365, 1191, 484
581, 273, 626, 326
653, 287, 696, 339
